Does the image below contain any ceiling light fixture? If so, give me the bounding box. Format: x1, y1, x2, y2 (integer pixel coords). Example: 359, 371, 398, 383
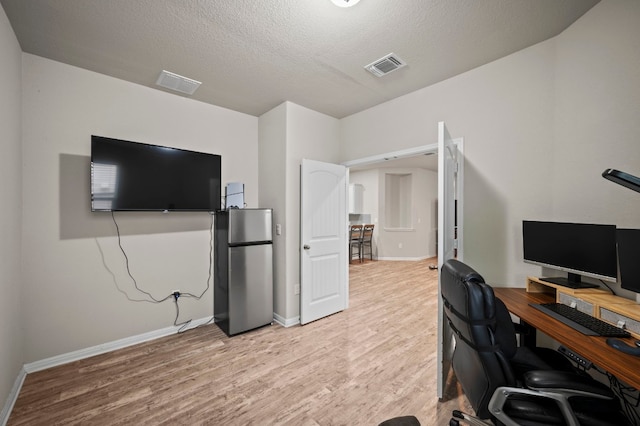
330, 0, 361, 8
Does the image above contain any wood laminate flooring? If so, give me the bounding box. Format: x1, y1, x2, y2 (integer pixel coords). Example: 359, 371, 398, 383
9, 259, 471, 425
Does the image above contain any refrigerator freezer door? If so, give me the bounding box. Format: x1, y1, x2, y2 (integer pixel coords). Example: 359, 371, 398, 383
228, 209, 273, 244
228, 244, 274, 335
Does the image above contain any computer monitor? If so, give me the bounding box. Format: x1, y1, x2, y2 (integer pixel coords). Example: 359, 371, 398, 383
617, 228, 640, 293
522, 220, 618, 288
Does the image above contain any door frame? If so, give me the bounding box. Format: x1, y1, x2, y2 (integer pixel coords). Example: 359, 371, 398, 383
436, 122, 464, 400
342, 137, 464, 401
341, 144, 438, 169
342, 141, 464, 259
342, 144, 439, 262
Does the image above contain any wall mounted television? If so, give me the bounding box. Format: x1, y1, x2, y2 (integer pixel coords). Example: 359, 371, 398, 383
522, 220, 617, 288
91, 135, 221, 212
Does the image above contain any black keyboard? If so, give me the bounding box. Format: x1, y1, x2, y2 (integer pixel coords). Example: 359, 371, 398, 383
530, 303, 631, 338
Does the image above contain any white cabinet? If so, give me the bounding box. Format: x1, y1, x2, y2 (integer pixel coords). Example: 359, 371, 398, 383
349, 184, 364, 214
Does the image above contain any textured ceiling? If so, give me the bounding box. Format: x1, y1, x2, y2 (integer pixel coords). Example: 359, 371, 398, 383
1, 0, 599, 118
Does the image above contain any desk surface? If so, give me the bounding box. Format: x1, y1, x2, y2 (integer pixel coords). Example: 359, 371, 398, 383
494, 287, 640, 390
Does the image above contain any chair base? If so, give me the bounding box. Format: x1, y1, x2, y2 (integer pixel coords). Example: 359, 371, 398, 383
449, 410, 491, 426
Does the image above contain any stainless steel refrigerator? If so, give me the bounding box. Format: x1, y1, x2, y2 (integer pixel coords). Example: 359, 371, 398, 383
214, 208, 273, 336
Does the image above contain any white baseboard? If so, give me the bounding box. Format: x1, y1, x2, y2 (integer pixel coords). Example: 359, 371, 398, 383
24, 316, 213, 374
273, 312, 299, 327
5, 313, 298, 422
376, 255, 434, 261
1, 367, 26, 426
2, 317, 213, 423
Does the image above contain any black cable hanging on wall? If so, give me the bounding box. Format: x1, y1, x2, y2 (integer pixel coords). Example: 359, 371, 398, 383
110, 211, 215, 333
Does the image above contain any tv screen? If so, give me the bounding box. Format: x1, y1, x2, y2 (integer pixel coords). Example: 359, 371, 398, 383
91, 135, 221, 212
522, 220, 617, 286
617, 229, 640, 293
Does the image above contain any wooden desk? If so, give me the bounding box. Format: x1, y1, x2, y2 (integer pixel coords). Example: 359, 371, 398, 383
494, 287, 640, 390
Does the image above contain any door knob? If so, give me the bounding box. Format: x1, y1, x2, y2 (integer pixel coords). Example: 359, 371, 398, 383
303, 245, 311, 250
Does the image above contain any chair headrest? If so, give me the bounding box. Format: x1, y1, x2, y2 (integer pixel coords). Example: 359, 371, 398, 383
442, 259, 484, 284
441, 259, 496, 321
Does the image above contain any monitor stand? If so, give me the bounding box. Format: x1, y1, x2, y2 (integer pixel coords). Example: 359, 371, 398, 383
539, 274, 599, 289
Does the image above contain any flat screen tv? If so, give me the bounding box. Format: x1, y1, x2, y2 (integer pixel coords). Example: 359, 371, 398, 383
522, 220, 617, 288
616, 228, 640, 293
91, 135, 221, 212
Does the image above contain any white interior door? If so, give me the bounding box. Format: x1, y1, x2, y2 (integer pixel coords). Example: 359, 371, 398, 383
300, 159, 348, 325
436, 121, 464, 399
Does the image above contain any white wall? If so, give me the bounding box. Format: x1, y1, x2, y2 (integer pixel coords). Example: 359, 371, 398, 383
0, 3, 23, 413
552, 0, 640, 226
379, 168, 437, 260
341, 0, 640, 289
342, 41, 557, 286
285, 102, 341, 320
21, 54, 259, 361
259, 101, 340, 324
343, 36, 556, 283
258, 103, 288, 320
349, 169, 378, 222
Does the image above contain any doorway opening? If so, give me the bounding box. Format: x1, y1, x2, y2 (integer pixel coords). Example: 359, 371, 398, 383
342, 126, 464, 401
343, 145, 439, 263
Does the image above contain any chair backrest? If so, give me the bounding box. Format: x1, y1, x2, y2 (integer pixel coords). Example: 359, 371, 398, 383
440, 259, 517, 419
362, 224, 374, 242
350, 224, 363, 241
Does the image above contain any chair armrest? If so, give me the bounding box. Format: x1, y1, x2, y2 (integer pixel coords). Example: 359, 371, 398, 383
524, 370, 615, 399
489, 386, 580, 426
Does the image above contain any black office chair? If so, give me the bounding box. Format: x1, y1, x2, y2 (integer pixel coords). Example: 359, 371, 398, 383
440, 259, 630, 426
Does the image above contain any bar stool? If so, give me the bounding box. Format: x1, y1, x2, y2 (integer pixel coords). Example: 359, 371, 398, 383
349, 224, 363, 263
360, 224, 375, 261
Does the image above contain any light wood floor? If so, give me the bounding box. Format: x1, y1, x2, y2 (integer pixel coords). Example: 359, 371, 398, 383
9, 258, 470, 425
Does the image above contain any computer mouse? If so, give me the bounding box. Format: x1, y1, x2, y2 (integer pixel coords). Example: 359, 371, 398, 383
606, 338, 640, 356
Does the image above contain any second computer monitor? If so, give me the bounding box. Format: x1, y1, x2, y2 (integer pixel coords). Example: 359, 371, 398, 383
617, 228, 640, 293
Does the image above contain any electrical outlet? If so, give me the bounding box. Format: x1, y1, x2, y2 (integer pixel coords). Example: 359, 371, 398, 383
398, 243, 403, 249
294, 284, 300, 295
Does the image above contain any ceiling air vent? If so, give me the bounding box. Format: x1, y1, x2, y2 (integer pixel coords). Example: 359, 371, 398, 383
365, 53, 407, 77
156, 70, 201, 95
